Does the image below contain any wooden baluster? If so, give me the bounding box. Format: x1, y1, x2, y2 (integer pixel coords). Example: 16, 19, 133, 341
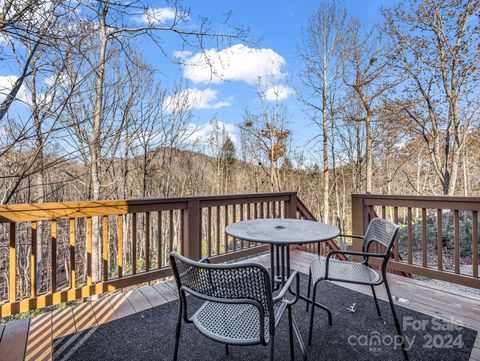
393, 207, 399, 261
454, 210, 460, 274
102, 216, 109, 281
51, 220, 57, 292
266, 202, 271, 218
132, 213, 137, 275
232, 204, 237, 250
145, 212, 150, 272
472, 211, 478, 278
260, 202, 264, 218
31, 221, 37, 297
169, 210, 174, 255
86, 217, 92, 285
381, 206, 386, 219
158, 211, 162, 268
216, 206, 220, 254
69, 218, 75, 289
247, 204, 252, 248
181, 209, 185, 254
240, 204, 245, 249
9, 222, 16, 303
407, 208, 413, 264
254, 203, 258, 219
422, 208, 427, 268
224, 205, 229, 253
207, 207, 212, 256
437, 209, 443, 271
117, 215, 123, 278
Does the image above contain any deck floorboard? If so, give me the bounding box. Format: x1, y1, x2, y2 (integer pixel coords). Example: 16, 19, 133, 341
0, 317, 30, 361
0, 250, 478, 361
25, 311, 52, 361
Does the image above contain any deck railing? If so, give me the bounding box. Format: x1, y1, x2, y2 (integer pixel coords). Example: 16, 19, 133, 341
0, 192, 326, 317
352, 194, 480, 289
6, 192, 476, 318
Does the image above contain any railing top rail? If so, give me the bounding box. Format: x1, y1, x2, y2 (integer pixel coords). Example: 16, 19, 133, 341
353, 193, 480, 211
0, 192, 297, 223
351, 194, 480, 288
353, 193, 480, 203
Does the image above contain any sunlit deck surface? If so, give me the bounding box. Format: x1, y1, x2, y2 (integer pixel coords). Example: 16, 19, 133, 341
0, 250, 479, 361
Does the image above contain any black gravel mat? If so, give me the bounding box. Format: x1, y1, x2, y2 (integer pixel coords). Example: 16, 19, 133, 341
54, 273, 477, 361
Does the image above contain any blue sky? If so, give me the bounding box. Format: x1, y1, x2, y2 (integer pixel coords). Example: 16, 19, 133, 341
0, 0, 397, 160
138, 0, 396, 154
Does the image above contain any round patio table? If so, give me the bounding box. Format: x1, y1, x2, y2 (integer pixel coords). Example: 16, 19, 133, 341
225, 218, 340, 359
226, 218, 339, 286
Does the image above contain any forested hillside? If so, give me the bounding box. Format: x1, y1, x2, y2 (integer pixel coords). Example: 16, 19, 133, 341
0, 0, 479, 230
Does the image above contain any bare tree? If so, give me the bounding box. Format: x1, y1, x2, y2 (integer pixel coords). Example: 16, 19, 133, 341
384, 0, 480, 195
241, 86, 291, 192
0, 0, 66, 122
343, 18, 400, 193
55, 0, 249, 281
298, 0, 347, 223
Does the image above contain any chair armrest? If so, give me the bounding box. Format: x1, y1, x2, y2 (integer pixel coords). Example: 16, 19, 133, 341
272, 271, 299, 305
324, 250, 386, 279
339, 234, 365, 240
326, 250, 387, 259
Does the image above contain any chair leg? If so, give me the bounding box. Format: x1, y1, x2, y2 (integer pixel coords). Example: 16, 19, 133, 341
371, 285, 382, 318
173, 302, 182, 361
308, 280, 319, 346
384, 279, 409, 360
306, 269, 312, 312
270, 334, 275, 361
225, 344, 229, 355
287, 305, 294, 361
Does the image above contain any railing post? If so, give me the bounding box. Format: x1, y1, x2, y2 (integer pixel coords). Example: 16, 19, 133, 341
184, 199, 201, 260
351, 194, 365, 260
286, 192, 298, 219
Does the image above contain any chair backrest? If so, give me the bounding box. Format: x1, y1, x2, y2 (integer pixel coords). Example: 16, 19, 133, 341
170, 252, 274, 323
362, 218, 399, 257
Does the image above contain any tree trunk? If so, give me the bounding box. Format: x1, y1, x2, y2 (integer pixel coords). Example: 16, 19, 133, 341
462, 148, 469, 196
355, 122, 362, 192
447, 147, 461, 196
332, 116, 340, 229
90, 6, 109, 282
322, 64, 329, 223
365, 112, 372, 193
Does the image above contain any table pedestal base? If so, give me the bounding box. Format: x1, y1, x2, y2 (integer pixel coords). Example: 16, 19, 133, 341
269, 244, 333, 359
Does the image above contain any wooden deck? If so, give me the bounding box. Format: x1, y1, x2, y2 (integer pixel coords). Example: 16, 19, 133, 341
0, 250, 479, 361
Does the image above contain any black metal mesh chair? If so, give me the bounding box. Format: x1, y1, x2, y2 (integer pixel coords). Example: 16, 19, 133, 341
170, 252, 300, 361
306, 218, 408, 359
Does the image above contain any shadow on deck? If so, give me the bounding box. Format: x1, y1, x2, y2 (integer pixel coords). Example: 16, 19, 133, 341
0, 250, 479, 361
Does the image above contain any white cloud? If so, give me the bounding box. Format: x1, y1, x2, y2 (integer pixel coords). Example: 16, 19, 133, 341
132, 7, 186, 24
164, 88, 232, 112
0, 33, 10, 45
182, 44, 287, 85
0, 74, 64, 107
0, 75, 28, 104
174, 50, 192, 59
263, 84, 294, 101
186, 121, 238, 145
290, 158, 318, 170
